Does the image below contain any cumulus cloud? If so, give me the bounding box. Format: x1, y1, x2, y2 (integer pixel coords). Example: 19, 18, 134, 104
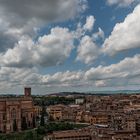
107, 0, 135, 7
83, 15, 95, 31
92, 28, 105, 41
0, 27, 74, 68
84, 54, 140, 88
103, 4, 140, 55
0, 66, 84, 91
41, 71, 83, 86
85, 54, 140, 81
1, 54, 140, 93
1, 0, 140, 93
0, 18, 20, 52
0, 0, 87, 27
95, 80, 106, 87
76, 35, 100, 64
74, 15, 96, 39
0, 67, 37, 87
0, 0, 87, 52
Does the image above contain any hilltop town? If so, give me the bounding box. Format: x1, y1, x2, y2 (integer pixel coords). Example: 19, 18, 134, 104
0, 88, 140, 140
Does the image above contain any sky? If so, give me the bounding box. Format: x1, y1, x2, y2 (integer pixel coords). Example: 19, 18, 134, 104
0, 0, 140, 94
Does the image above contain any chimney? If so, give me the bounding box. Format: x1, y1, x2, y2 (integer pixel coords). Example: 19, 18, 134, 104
24, 87, 31, 97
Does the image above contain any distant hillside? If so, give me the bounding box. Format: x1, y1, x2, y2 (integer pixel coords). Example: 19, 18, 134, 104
47, 90, 140, 96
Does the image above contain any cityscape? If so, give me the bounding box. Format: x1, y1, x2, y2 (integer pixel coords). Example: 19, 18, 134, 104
0, 0, 140, 140
0, 88, 140, 139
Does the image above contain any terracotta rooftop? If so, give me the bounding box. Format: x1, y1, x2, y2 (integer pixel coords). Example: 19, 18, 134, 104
48, 128, 91, 138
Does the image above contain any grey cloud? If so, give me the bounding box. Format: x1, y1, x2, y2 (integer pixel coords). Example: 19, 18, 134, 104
0, 18, 18, 52
0, 0, 87, 53
0, 0, 87, 27
0, 33, 17, 52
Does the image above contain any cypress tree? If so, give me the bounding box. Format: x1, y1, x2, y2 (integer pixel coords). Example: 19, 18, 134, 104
13, 119, 17, 132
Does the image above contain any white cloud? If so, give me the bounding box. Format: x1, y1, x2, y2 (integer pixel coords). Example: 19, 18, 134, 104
95, 80, 106, 87
42, 71, 83, 86
103, 4, 140, 55
0, 54, 140, 93
85, 54, 140, 81
74, 16, 103, 65
107, 0, 135, 7
83, 15, 95, 31
76, 35, 100, 64
0, 67, 37, 87
74, 15, 96, 39
1, 0, 140, 93
0, 27, 74, 68
92, 27, 105, 41
0, 66, 84, 91
74, 22, 85, 39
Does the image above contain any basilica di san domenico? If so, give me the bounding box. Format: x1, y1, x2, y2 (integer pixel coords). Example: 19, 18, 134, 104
0, 88, 40, 133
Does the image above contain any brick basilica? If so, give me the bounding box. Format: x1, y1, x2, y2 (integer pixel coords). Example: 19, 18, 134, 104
0, 88, 40, 133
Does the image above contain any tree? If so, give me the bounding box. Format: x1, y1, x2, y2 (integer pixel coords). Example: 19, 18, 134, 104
40, 101, 46, 126
21, 117, 27, 130
32, 115, 36, 128
13, 119, 17, 132
37, 126, 46, 135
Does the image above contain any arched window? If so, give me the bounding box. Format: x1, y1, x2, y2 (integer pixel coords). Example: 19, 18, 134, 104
11, 108, 16, 119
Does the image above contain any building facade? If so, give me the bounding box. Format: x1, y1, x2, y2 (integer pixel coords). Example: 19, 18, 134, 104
0, 88, 38, 133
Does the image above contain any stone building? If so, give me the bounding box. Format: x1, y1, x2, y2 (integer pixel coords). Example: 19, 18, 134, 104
44, 128, 92, 140
0, 87, 39, 133
75, 98, 84, 105
47, 104, 78, 121
47, 104, 67, 121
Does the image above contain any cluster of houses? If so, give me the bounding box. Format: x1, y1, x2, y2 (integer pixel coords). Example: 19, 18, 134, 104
45, 94, 140, 140
0, 88, 140, 139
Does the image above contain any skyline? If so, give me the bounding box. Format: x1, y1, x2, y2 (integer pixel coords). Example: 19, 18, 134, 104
0, 0, 140, 94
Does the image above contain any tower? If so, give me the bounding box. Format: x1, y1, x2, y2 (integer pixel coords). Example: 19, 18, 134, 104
24, 87, 31, 97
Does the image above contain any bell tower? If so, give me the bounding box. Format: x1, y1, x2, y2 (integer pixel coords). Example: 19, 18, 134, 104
24, 87, 31, 97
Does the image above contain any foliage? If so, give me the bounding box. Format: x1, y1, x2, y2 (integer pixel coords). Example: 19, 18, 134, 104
21, 117, 27, 130
45, 122, 88, 133
13, 119, 17, 132
0, 129, 43, 140
33, 96, 74, 106
32, 115, 36, 128
40, 105, 46, 126
37, 126, 46, 135
0, 122, 88, 140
